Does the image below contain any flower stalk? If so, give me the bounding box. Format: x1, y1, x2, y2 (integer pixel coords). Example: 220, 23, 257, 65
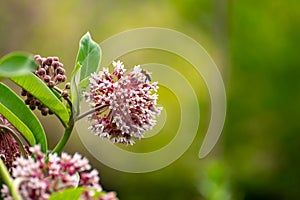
51, 112, 74, 154
0, 158, 21, 200
75, 105, 108, 122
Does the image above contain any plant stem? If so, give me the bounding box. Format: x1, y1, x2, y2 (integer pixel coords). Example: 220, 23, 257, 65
53, 86, 73, 111
51, 96, 104, 153
0, 159, 21, 200
75, 105, 108, 122
50, 86, 75, 154
51, 117, 74, 154
53, 86, 63, 93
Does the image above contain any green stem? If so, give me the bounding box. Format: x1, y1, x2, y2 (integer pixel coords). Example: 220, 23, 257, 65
0, 159, 21, 200
75, 105, 108, 122
51, 105, 106, 153
53, 86, 73, 107
50, 86, 75, 154
51, 117, 74, 154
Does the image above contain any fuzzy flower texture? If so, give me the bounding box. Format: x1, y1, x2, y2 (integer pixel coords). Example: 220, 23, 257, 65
85, 61, 162, 145
1, 145, 117, 200
0, 114, 30, 173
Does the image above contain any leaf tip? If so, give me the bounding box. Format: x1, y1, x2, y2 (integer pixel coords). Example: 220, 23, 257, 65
85, 32, 91, 38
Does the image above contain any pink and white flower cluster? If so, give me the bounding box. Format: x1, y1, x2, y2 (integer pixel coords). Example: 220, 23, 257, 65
85, 61, 162, 145
1, 145, 117, 200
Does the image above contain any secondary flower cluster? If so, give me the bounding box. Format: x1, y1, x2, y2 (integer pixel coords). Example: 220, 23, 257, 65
34, 55, 66, 87
0, 114, 29, 173
1, 145, 117, 200
21, 55, 70, 115
84, 61, 162, 145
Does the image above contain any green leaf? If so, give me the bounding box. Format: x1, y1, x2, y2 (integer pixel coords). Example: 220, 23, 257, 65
77, 76, 90, 92
71, 32, 101, 117
72, 32, 101, 118
0, 102, 35, 146
0, 159, 22, 200
0, 52, 37, 78
70, 62, 81, 117
76, 32, 101, 82
50, 87, 63, 102
49, 188, 85, 200
10, 73, 69, 127
0, 82, 47, 151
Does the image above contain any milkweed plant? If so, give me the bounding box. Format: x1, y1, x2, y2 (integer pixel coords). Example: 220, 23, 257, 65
0, 32, 162, 200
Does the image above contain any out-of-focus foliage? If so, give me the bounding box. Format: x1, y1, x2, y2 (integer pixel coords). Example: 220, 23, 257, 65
198, 161, 231, 200
0, 0, 299, 199
225, 0, 300, 199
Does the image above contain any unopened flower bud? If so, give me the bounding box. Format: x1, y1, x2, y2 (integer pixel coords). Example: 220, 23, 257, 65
29, 103, 36, 110
61, 90, 69, 98
48, 81, 55, 87
43, 57, 53, 66
41, 107, 49, 116
26, 93, 33, 98
24, 99, 31, 105
44, 75, 50, 82
35, 100, 41, 106
37, 68, 46, 76
35, 58, 43, 65
56, 67, 65, 75
21, 89, 27, 96
34, 55, 41, 60
65, 82, 71, 89
52, 61, 60, 68
56, 74, 64, 82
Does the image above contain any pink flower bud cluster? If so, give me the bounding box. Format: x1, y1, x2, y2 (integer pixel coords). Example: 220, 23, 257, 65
33, 55, 66, 87
84, 61, 162, 145
0, 114, 30, 173
1, 145, 117, 200
21, 55, 70, 116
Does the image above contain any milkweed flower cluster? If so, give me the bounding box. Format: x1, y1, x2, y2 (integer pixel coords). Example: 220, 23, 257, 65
21, 55, 70, 116
1, 145, 117, 200
84, 61, 162, 145
0, 114, 29, 173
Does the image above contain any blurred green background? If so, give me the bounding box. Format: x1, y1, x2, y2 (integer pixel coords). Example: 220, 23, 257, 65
1, 0, 300, 199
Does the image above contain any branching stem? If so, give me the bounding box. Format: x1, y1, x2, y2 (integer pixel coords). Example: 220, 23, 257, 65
51, 86, 74, 154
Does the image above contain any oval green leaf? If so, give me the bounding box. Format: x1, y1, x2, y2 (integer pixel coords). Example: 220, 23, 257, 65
0, 82, 47, 151
76, 32, 101, 83
0, 52, 37, 78
10, 73, 70, 127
